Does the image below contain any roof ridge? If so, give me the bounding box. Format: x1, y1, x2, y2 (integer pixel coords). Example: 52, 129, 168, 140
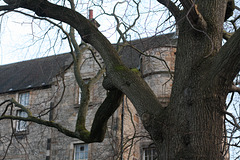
0, 53, 70, 67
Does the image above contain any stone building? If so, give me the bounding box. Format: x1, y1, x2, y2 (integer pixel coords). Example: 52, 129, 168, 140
0, 33, 176, 160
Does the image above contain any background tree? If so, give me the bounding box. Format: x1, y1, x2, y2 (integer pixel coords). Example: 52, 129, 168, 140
1, 0, 240, 159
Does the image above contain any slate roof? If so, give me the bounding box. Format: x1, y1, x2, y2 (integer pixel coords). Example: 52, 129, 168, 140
117, 33, 177, 68
0, 33, 177, 94
0, 54, 73, 94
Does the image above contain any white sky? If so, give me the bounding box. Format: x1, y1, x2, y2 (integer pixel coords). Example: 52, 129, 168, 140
0, 0, 173, 65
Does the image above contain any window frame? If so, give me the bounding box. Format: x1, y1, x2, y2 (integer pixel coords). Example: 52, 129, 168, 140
73, 143, 89, 160
141, 144, 157, 160
15, 92, 30, 133
16, 110, 28, 132
19, 92, 30, 106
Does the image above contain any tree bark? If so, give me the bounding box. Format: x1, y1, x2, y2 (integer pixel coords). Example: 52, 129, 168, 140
148, 1, 233, 159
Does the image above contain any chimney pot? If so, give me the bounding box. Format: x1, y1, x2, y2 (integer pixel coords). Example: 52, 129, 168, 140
89, 9, 93, 19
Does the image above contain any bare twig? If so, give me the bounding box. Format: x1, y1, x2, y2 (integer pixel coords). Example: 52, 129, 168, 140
224, 111, 240, 130
229, 85, 240, 94
156, 0, 181, 20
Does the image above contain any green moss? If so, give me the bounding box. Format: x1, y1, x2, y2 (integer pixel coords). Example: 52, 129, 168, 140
114, 66, 141, 77
131, 68, 141, 77
131, 68, 139, 73
80, 130, 90, 139
114, 65, 126, 71
76, 124, 91, 140
76, 123, 86, 131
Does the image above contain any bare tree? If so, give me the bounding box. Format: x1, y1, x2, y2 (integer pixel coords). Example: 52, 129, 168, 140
1, 0, 240, 159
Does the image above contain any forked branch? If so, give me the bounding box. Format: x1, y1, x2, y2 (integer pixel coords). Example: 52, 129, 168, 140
211, 28, 240, 82
90, 89, 123, 142
156, 0, 181, 20
180, 0, 207, 30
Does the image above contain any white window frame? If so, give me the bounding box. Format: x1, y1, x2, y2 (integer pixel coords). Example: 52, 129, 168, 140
142, 146, 156, 160
15, 92, 30, 132
16, 110, 28, 132
74, 143, 88, 160
19, 92, 30, 106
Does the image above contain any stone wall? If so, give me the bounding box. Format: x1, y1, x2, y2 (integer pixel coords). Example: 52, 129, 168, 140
0, 45, 176, 160
142, 47, 176, 106
0, 88, 52, 160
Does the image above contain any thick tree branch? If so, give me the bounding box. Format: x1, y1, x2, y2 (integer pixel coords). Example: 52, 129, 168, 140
67, 1, 92, 137
0, 4, 17, 11
225, 0, 235, 21
180, 0, 207, 30
68, 0, 102, 138
156, 0, 181, 20
142, 71, 174, 79
10, 99, 32, 116
90, 89, 123, 142
211, 28, 240, 82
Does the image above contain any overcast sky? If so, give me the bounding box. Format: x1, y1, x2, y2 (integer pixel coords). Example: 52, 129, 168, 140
0, 0, 173, 65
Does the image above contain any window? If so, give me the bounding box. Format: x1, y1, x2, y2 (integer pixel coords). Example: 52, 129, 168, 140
74, 144, 88, 160
142, 147, 156, 160
19, 92, 30, 106
16, 110, 28, 131
16, 92, 29, 132
78, 88, 82, 104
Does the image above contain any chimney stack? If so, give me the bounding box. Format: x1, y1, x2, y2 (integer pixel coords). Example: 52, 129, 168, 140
88, 9, 100, 28
89, 9, 93, 19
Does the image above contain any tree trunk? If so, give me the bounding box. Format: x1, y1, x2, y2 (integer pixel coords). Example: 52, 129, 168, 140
147, 1, 230, 159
